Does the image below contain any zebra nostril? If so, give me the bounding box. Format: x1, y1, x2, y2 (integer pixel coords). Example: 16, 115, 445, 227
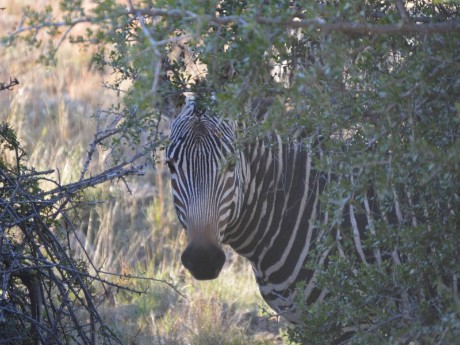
181, 249, 194, 271
213, 248, 226, 272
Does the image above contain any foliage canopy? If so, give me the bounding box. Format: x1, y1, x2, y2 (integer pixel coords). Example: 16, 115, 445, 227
2, 0, 460, 343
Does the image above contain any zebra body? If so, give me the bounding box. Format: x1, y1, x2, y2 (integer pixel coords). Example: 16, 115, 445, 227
224, 138, 330, 322
166, 100, 388, 323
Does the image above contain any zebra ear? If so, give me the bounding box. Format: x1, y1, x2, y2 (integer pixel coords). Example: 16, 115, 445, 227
184, 93, 209, 111
177, 94, 207, 118
176, 96, 195, 119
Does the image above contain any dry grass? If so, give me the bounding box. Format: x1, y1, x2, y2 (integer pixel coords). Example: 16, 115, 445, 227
0, 2, 287, 344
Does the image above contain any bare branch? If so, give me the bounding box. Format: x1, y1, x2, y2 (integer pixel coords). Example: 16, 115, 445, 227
255, 16, 460, 35
395, 0, 410, 22
0, 76, 19, 91
128, 7, 460, 35
95, 269, 187, 299
79, 112, 124, 181
8, 6, 460, 43
55, 150, 149, 197
11, 17, 90, 36
0, 118, 160, 344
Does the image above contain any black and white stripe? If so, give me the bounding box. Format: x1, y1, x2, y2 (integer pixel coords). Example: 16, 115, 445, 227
167, 99, 243, 242
166, 99, 402, 323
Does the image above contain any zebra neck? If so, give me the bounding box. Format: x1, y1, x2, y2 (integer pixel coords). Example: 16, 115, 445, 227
224, 138, 327, 287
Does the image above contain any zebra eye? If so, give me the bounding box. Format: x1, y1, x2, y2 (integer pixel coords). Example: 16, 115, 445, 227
166, 159, 176, 174
175, 207, 186, 226
178, 213, 186, 225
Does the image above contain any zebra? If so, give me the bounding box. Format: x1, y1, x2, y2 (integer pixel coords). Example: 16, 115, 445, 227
165, 98, 405, 324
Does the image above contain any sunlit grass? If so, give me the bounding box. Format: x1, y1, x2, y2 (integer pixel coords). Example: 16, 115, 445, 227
80, 179, 284, 344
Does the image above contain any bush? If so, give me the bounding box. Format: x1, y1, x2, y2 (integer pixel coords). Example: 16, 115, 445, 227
3, 1, 459, 343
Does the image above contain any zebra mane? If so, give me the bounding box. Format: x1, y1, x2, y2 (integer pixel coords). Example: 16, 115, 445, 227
170, 98, 236, 155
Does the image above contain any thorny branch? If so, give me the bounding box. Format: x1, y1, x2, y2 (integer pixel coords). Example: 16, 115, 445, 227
0, 76, 19, 91
0, 111, 176, 344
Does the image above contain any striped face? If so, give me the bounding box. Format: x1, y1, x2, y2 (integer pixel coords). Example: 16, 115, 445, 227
166, 104, 241, 280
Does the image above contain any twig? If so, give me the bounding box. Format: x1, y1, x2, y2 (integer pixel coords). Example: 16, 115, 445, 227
395, 0, 410, 22
11, 17, 89, 36
79, 117, 124, 181
127, 0, 160, 57
96, 269, 187, 299
0, 76, 19, 91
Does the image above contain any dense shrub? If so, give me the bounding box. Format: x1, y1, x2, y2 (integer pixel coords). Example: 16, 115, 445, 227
3, 1, 459, 343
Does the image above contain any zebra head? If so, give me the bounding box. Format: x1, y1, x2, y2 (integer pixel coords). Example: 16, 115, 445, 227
166, 100, 243, 280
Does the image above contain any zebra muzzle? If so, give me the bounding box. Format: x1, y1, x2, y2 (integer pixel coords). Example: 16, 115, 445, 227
181, 243, 226, 280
